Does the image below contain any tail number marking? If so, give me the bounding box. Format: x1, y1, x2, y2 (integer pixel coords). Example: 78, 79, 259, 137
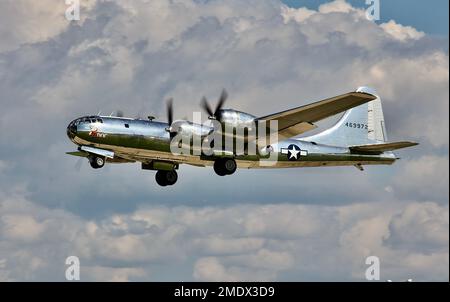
345, 122, 368, 130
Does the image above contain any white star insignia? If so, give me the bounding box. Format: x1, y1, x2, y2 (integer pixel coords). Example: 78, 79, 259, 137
288, 149, 300, 159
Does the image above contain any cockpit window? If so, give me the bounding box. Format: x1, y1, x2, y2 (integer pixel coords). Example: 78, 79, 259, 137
77, 117, 101, 124
124, 123, 130, 128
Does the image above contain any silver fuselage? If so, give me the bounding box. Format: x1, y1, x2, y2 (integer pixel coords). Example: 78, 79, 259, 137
67, 115, 396, 169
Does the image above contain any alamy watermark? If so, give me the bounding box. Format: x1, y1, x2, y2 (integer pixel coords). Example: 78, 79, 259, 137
365, 0, 380, 21
168, 112, 279, 166
365, 256, 380, 281
65, 0, 80, 21
64, 0, 380, 22
65, 256, 80, 281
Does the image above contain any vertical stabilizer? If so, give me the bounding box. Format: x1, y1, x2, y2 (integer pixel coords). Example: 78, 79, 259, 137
367, 94, 387, 143
302, 87, 387, 146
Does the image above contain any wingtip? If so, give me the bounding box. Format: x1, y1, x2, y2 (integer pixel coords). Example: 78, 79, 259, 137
355, 86, 378, 97
402, 141, 419, 147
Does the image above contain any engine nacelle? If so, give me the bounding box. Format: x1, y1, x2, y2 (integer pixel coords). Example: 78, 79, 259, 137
169, 120, 211, 137
216, 109, 256, 127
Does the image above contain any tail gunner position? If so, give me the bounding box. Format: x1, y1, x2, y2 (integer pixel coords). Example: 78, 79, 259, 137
66, 87, 418, 187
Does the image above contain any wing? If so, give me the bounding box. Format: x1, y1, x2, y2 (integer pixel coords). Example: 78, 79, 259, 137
257, 91, 377, 141
350, 141, 419, 154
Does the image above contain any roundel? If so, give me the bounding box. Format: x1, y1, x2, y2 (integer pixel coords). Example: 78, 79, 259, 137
287, 144, 301, 161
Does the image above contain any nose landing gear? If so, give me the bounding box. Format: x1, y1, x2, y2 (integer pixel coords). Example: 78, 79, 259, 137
89, 155, 105, 169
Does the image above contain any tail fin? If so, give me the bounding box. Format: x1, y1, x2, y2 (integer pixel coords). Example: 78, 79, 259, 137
350, 141, 419, 154
303, 87, 388, 147
367, 89, 388, 143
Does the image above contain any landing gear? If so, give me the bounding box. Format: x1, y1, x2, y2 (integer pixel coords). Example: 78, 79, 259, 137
213, 158, 237, 176
89, 155, 105, 169
155, 170, 178, 186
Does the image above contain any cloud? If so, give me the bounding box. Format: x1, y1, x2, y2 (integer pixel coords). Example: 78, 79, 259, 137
0, 195, 448, 281
281, 6, 315, 23
392, 155, 449, 203
193, 237, 265, 255
1, 215, 45, 242
380, 20, 426, 41
318, 0, 355, 14
193, 257, 278, 281
83, 266, 148, 282
386, 202, 449, 252
0, 0, 97, 53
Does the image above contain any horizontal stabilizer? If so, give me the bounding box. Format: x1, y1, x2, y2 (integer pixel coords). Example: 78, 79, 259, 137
66, 151, 88, 158
80, 146, 115, 159
67, 146, 115, 159
350, 141, 418, 153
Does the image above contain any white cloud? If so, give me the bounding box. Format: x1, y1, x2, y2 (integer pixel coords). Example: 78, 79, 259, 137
381, 20, 425, 41
225, 248, 295, 270
318, 0, 355, 14
0, 0, 97, 53
387, 202, 449, 251
1, 215, 45, 242
83, 266, 148, 282
0, 161, 7, 173
281, 5, 316, 23
393, 155, 449, 201
0, 195, 447, 281
193, 256, 278, 281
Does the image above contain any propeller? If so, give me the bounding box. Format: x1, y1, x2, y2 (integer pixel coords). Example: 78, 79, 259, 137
74, 157, 83, 172
201, 89, 228, 120
167, 98, 173, 125
165, 97, 175, 134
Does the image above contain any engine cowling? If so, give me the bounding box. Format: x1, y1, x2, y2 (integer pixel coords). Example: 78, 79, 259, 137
216, 109, 256, 126
169, 120, 212, 137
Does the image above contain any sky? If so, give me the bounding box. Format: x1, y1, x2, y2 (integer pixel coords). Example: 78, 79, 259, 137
282, 0, 449, 35
0, 0, 448, 281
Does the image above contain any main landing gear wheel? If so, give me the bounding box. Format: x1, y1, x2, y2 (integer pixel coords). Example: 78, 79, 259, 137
155, 170, 178, 186
213, 158, 237, 176
89, 156, 105, 169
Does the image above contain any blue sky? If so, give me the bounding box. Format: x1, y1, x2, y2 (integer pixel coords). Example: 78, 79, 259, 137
282, 0, 449, 35
0, 0, 448, 282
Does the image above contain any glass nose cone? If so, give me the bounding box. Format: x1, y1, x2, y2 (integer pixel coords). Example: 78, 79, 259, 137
67, 121, 77, 139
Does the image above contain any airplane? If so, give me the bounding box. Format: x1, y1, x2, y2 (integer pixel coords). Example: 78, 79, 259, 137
66, 86, 418, 186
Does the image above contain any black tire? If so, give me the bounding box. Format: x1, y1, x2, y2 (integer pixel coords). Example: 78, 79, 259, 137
165, 170, 178, 186
89, 156, 105, 169
214, 158, 237, 176
155, 171, 168, 186
155, 170, 178, 186
223, 158, 237, 175
214, 160, 227, 176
